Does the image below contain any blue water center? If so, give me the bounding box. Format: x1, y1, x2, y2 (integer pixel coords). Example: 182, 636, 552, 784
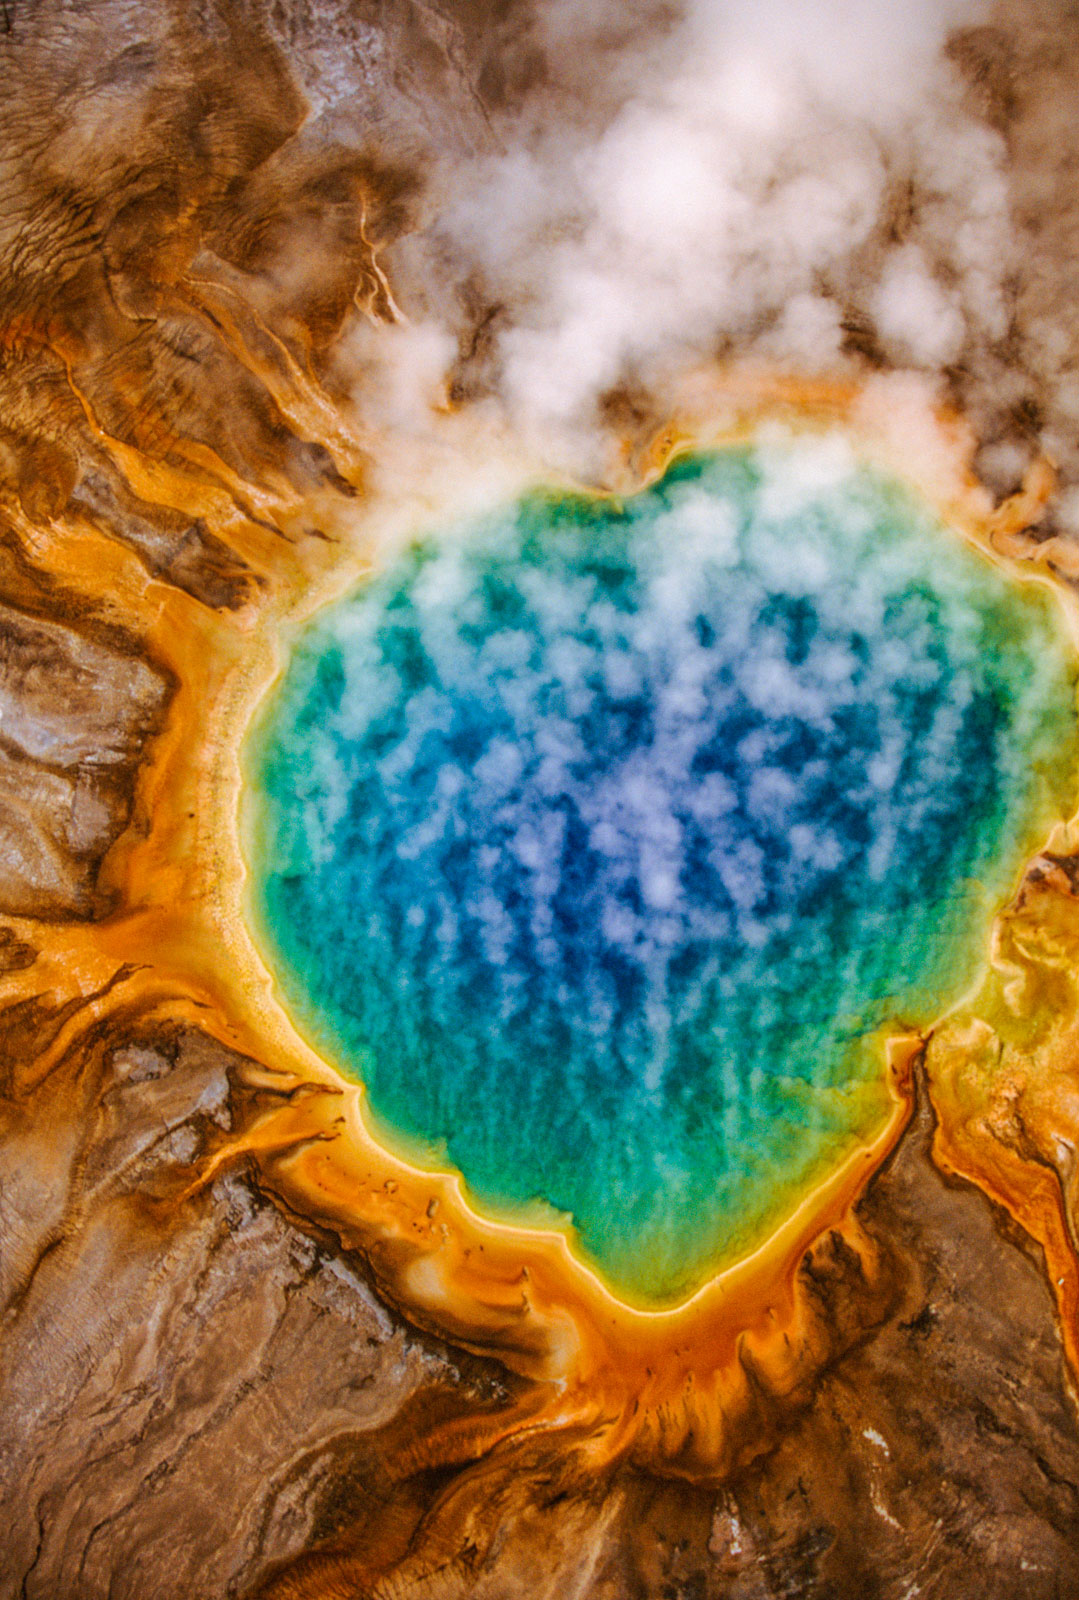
244, 444, 1078, 1305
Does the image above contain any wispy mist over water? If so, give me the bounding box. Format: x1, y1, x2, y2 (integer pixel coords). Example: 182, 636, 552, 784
248, 445, 1077, 1300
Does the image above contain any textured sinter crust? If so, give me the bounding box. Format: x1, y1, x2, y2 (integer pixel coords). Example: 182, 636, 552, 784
1, 1, 1078, 1597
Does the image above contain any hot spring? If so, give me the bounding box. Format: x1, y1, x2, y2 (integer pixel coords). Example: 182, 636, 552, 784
242, 442, 1078, 1306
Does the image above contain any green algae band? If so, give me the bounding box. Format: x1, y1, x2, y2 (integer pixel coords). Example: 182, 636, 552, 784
244, 443, 1078, 1306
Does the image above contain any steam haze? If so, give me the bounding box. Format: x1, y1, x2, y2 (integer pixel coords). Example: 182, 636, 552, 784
440, 0, 999, 427
318, 0, 1076, 535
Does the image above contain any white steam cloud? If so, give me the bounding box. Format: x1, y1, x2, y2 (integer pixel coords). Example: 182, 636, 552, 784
375, 0, 1017, 467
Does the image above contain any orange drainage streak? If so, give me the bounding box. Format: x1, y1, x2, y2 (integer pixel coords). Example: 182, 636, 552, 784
7, 367, 1078, 1475
923, 866, 1079, 1379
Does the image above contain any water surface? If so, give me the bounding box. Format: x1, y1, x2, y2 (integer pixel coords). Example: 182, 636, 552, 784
244, 445, 1077, 1304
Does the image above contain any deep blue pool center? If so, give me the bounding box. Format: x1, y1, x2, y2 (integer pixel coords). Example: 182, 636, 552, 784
244, 445, 1077, 1305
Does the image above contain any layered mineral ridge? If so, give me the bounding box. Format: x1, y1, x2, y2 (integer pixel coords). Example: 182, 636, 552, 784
3, 3, 1079, 1599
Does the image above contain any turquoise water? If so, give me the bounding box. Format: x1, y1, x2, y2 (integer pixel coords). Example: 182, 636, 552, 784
244, 446, 1078, 1305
